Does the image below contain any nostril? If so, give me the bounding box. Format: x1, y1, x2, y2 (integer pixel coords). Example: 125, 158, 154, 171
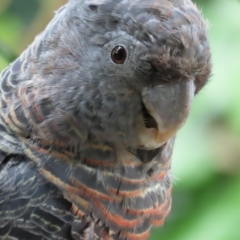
141, 101, 158, 130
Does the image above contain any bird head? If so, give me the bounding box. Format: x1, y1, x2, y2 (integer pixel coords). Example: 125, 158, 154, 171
7, 0, 211, 152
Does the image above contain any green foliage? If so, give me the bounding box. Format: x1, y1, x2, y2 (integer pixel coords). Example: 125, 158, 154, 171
1, 0, 240, 239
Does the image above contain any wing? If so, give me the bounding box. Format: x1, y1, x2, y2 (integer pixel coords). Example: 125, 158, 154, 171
0, 46, 90, 239
0, 151, 77, 240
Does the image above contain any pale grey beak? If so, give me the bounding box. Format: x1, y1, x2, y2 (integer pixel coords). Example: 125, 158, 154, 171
138, 79, 195, 149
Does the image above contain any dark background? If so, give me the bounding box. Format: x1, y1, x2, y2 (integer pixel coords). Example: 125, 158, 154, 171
1, 1, 240, 239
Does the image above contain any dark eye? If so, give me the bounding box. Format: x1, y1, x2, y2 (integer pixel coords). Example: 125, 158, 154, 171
111, 46, 127, 64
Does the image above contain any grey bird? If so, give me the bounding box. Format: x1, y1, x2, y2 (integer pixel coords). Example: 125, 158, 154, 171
0, 0, 211, 239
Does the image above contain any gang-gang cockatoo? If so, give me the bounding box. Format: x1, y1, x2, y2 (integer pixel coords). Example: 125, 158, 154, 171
0, 0, 211, 239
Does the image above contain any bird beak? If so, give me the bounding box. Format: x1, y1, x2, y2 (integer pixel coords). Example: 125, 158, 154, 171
138, 79, 195, 150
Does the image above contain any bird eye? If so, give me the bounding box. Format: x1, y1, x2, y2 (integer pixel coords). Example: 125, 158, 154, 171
111, 46, 126, 64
